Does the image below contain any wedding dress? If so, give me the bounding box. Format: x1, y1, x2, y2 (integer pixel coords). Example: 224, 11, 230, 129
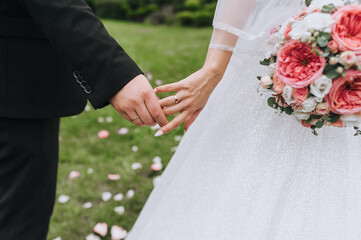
126, 0, 361, 239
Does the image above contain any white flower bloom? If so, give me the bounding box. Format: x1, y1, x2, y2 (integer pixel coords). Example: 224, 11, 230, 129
289, 13, 334, 40
260, 75, 273, 88
340, 114, 361, 127
307, 0, 346, 12
282, 86, 295, 104
310, 75, 333, 99
294, 111, 311, 120
300, 97, 318, 113
268, 63, 276, 75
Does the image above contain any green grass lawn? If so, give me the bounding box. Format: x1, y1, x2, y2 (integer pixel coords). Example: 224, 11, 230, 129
48, 20, 212, 240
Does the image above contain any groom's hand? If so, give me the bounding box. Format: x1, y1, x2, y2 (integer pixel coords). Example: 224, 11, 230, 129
109, 74, 168, 127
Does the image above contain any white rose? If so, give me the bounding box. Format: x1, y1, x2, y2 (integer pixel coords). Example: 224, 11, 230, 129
310, 75, 333, 99
260, 75, 273, 88
289, 13, 334, 40
268, 63, 276, 75
294, 111, 311, 120
340, 114, 361, 127
307, 0, 346, 12
268, 31, 282, 45
282, 86, 295, 104
300, 97, 318, 113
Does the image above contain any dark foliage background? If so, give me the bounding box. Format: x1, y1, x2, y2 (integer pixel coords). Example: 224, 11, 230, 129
85, 0, 217, 26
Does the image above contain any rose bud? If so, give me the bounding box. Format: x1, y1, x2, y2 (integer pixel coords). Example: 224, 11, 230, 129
328, 40, 338, 53
316, 102, 330, 115
260, 75, 273, 88
336, 66, 344, 74
329, 57, 338, 65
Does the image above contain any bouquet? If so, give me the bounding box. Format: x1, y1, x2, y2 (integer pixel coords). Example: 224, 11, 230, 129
259, 0, 361, 135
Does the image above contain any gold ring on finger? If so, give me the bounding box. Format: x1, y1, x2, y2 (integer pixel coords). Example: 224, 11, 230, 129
131, 116, 140, 122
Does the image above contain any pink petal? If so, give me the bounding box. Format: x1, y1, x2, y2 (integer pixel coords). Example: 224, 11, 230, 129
68, 171, 80, 180
151, 162, 163, 171
93, 223, 108, 237
98, 130, 110, 139
108, 174, 121, 181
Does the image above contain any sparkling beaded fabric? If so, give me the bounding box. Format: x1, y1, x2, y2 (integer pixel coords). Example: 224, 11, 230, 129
126, 0, 361, 239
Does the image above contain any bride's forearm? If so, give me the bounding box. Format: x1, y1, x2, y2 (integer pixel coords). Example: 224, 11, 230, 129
201, 49, 233, 89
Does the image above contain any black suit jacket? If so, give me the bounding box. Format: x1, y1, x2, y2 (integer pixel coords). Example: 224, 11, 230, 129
0, 0, 143, 119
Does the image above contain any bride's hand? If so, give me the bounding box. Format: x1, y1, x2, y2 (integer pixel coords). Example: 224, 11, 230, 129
154, 67, 223, 136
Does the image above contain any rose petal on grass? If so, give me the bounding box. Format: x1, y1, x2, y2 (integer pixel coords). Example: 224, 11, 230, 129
53, 237, 62, 240
114, 193, 124, 201
174, 135, 182, 141
108, 174, 121, 181
114, 206, 125, 215
83, 202, 93, 209
98, 130, 110, 139
102, 192, 112, 202
98, 117, 104, 123
106, 116, 113, 123
151, 162, 163, 171
85, 105, 91, 112
126, 190, 135, 199
87, 168, 94, 174
111, 225, 128, 240
152, 156, 162, 163
155, 80, 163, 86
86, 233, 101, 240
68, 171, 80, 180
153, 176, 162, 187
145, 71, 153, 81
131, 162, 142, 170
116, 128, 129, 135
58, 195, 70, 204
93, 223, 108, 237
131, 146, 139, 152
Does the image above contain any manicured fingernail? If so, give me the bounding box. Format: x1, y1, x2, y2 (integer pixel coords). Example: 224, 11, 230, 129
154, 131, 163, 137
154, 88, 158, 93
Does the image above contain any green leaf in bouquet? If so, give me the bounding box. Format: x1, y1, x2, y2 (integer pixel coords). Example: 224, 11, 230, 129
330, 113, 339, 123
354, 126, 359, 130
321, 116, 332, 121
319, 32, 331, 40
284, 106, 294, 115
322, 4, 335, 13
306, 0, 313, 7
324, 64, 337, 72
257, 76, 261, 81
341, 71, 346, 78
326, 68, 339, 79
316, 120, 324, 128
267, 97, 278, 109
260, 58, 272, 66
310, 115, 322, 120
317, 36, 329, 48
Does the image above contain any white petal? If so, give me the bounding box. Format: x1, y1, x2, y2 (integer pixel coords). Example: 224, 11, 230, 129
86, 233, 101, 240
58, 195, 70, 204
114, 206, 125, 215
113, 193, 124, 201
102, 192, 112, 202
131, 162, 142, 170
83, 202, 93, 209
126, 190, 135, 199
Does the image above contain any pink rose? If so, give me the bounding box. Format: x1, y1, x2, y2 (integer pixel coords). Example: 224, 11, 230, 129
332, 5, 361, 54
292, 87, 309, 103
328, 40, 339, 52
302, 120, 312, 128
276, 40, 326, 88
331, 118, 344, 127
272, 73, 285, 94
325, 70, 361, 115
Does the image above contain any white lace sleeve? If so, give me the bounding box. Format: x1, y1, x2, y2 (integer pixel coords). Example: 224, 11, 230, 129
209, 0, 257, 52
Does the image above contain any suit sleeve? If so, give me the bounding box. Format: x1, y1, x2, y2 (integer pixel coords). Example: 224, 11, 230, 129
17, 0, 143, 109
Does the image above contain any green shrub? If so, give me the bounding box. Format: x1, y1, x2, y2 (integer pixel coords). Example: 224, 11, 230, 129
193, 10, 213, 26
177, 11, 195, 26
146, 6, 175, 25
184, 0, 202, 11
94, 0, 132, 20
204, 2, 217, 13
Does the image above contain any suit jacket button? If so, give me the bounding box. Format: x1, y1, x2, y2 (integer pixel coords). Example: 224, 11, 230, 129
84, 86, 92, 94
